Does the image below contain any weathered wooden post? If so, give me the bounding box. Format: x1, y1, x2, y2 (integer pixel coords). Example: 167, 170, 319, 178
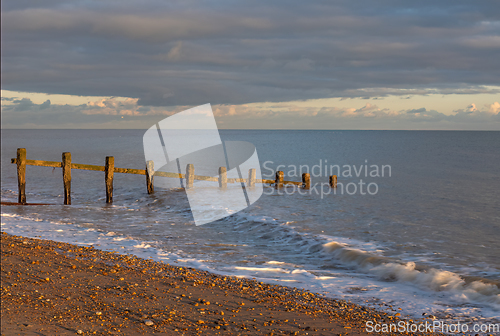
105, 156, 114, 203
275, 171, 284, 188
329, 175, 337, 188
62, 152, 72, 205
302, 173, 311, 189
146, 160, 154, 194
186, 164, 194, 189
16, 148, 27, 204
248, 168, 256, 188
218, 166, 227, 189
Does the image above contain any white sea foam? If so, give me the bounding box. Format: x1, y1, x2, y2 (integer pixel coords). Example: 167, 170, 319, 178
323, 241, 500, 308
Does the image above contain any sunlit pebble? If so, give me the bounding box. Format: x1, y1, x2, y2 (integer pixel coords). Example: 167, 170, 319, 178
144, 320, 154, 326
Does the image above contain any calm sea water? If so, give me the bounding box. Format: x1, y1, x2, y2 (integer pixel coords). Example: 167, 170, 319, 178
1, 129, 499, 322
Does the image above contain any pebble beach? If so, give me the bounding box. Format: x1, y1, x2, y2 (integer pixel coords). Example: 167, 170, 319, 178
0, 232, 438, 336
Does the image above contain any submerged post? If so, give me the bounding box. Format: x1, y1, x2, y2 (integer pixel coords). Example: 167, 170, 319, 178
329, 175, 337, 188
105, 156, 114, 203
62, 152, 72, 205
16, 148, 27, 204
186, 164, 194, 189
248, 168, 256, 188
218, 166, 227, 189
302, 173, 311, 189
146, 160, 154, 194
275, 171, 284, 188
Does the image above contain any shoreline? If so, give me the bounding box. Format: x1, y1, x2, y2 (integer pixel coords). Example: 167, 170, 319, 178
0, 232, 434, 335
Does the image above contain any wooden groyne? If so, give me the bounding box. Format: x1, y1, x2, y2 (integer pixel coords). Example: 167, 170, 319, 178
9, 148, 337, 205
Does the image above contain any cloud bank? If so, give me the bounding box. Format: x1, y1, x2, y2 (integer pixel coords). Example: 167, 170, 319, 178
2, 0, 500, 107
2, 97, 499, 130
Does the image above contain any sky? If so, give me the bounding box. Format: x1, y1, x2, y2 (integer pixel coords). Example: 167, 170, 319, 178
1, 0, 500, 130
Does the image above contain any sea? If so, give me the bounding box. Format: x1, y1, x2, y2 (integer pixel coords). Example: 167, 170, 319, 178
1, 129, 499, 325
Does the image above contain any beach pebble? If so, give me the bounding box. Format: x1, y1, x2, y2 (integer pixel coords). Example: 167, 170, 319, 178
144, 320, 154, 326
76, 330, 84, 334
95, 311, 102, 316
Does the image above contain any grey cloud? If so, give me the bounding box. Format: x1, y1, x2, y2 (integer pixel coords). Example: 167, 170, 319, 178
1, 97, 164, 128
40, 100, 51, 109
284, 59, 315, 71
1, 0, 500, 107
214, 104, 499, 130
11, 98, 35, 111
407, 108, 427, 114
2, 97, 499, 130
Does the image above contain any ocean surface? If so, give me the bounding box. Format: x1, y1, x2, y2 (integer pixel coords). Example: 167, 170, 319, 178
1, 129, 499, 323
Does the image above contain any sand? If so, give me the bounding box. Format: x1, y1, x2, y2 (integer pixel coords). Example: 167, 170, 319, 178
1, 232, 434, 335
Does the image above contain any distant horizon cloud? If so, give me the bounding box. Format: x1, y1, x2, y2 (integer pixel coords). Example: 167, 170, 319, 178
2, 94, 499, 130
1, 0, 500, 129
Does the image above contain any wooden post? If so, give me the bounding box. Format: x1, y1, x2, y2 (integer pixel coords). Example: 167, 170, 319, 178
302, 173, 310, 189
105, 156, 114, 203
218, 167, 227, 189
186, 164, 194, 189
329, 175, 337, 188
146, 160, 154, 194
16, 148, 27, 204
248, 168, 256, 188
62, 152, 72, 205
275, 171, 284, 188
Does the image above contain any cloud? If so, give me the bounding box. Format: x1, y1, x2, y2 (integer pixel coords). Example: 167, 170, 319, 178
460, 36, 500, 49
406, 108, 427, 114
450, 102, 500, 123
2, 0, 500, 109
211, 102, 500, 129
166, 42, 183, 61
85, 98, 143, 116
2, 94, 499, 129
284, 59, 314, 71
488, 102, 500, 114
466, 104, 478, 113
10, 98, 35, 111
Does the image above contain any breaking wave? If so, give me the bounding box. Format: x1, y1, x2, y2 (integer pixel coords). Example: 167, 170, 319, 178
324, 241, 500, 307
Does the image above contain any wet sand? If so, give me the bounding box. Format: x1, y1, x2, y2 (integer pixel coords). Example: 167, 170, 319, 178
1, 232, 432, 335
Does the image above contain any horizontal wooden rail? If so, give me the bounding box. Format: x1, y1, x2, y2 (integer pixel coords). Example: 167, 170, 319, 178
11, 158, 139, 174
11, 158, 63, 168
10, 158, 293, 185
